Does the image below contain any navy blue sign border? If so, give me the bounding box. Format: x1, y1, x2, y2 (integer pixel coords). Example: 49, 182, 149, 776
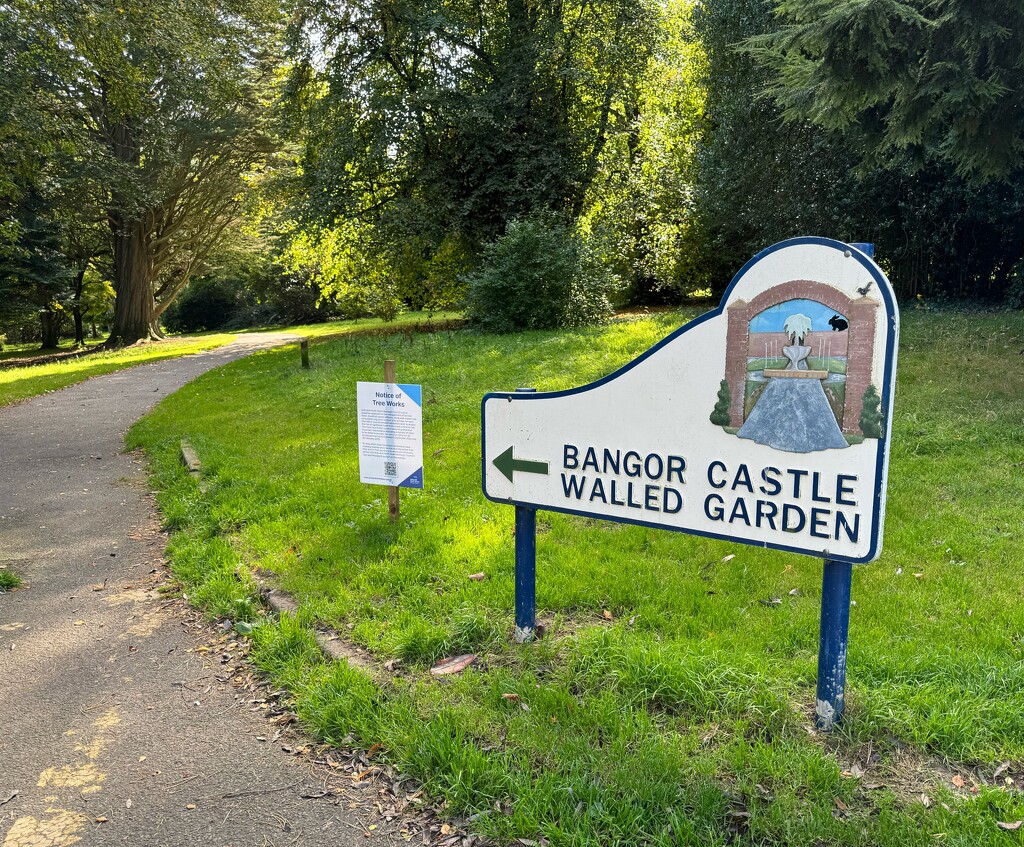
480, 237, 899, 565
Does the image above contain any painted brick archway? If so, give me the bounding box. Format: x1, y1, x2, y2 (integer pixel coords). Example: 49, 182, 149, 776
723, 280, 878, 434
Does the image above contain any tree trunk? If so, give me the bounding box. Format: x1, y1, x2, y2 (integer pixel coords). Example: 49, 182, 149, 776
108, 217, 158, 346
106, 117, 160, 347
72, 267, 86, 347
40, 309, 62, 350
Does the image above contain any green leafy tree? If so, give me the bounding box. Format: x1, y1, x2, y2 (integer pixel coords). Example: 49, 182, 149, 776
17, 0, 284, 345
0, 189, 72, 349
684, 0, 868, 295
286, 0, 659, 312
579, 0, 708, 302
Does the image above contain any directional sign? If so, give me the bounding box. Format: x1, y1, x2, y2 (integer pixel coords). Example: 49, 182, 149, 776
492, 446, 549, 482
482, 237, 899, 563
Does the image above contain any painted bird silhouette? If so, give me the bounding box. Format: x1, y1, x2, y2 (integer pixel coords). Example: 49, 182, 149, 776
857, 280, 874, 296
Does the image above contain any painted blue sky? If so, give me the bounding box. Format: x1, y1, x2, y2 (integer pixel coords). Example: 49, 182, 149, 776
749, 299, 847, 333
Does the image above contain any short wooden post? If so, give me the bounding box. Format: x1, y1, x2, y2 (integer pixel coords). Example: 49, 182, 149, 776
384, 359, 399, 521
300, 338, 310, 369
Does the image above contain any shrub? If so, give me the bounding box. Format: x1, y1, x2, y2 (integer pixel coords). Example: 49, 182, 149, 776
163, 277, 240, 332
464, 216, 619, 332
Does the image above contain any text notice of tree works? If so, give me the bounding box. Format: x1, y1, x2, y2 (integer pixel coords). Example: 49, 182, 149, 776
357, 382, 424, 489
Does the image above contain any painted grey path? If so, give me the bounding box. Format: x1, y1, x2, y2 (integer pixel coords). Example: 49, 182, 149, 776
0, 335, 385, 847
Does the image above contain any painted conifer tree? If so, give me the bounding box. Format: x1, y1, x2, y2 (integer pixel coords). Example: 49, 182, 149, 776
859, 384, 883, 438
710, 379, 731, 426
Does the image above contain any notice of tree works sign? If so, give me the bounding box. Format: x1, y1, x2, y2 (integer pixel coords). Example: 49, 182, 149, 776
357, 382, 424, 489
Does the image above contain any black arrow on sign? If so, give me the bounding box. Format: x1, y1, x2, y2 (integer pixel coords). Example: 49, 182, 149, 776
492, 446, 549, 483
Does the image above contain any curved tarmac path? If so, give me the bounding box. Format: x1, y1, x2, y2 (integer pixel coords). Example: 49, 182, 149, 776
0, 335, 382, 847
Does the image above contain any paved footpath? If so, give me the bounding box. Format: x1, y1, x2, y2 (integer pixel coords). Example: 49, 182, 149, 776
0, 335, 386, 847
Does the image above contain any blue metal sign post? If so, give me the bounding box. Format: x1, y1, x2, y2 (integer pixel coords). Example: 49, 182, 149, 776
514, 505, 537, 643
815, 558, 853, 730
512, 388, 538, 644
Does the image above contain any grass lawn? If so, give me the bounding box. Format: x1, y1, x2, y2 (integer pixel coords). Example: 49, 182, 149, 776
128, 309, 1024, 846
0, 312, 459, 408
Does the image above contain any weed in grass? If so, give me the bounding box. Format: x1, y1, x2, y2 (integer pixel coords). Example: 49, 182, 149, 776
131, 310, 1024, 846
0, 570, 22, 592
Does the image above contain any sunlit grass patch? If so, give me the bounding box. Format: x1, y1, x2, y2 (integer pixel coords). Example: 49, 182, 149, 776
130, 309, 1024, 846
0, 333, 239, 406
0, 311, 462, 407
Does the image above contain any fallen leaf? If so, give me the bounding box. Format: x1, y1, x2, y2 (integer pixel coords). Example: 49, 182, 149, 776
997, 822, 1023, 831
834, 797, 848, 812
994, 762, 1011, 780
430, 654, 477, 676
185, 804, 196, 810
501, 693, 520, 702
74, 620, 86, 626
467, 572, 485, 581
920, 794, 931, 807
95, 816, 108, 823
721, 554, 735, 563
951, 775, 965, 788
602, 610, 613, 621
440, 824, 451, 835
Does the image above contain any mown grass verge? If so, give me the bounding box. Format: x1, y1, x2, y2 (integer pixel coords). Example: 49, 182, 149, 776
129, 310, 1024, 846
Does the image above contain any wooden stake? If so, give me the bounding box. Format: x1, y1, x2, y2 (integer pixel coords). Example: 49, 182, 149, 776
384, 359, 399, 521
300, 338, 310, 369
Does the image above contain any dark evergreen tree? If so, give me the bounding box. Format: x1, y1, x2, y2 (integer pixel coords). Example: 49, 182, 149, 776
753, 0, 1024, 181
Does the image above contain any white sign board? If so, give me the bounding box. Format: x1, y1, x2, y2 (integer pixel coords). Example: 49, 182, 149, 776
482, 238, 899, 562
358, 382, 424, 489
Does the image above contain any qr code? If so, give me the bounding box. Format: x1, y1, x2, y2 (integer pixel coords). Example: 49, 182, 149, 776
384, 461, 397, 477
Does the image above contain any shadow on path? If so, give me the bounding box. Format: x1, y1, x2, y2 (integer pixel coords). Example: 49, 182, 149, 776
0, 334, 394, 847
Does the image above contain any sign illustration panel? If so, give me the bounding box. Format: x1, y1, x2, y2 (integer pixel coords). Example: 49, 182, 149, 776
481, 238, 899, 563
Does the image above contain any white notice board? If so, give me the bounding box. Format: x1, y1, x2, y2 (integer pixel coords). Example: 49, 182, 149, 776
357, 382, 424, 489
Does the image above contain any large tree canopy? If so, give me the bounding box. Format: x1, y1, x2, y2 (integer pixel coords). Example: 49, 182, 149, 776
285, 0, 660, 311
11, 0, 284, 345
751, 0, 1024, 181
